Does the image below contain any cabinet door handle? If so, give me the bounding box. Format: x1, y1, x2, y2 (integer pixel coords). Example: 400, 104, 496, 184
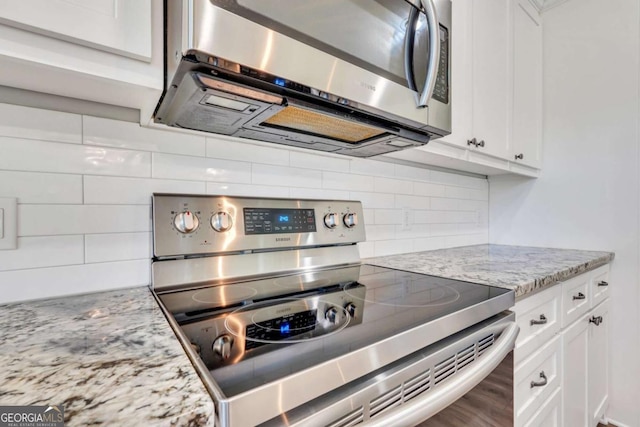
589, 315, 603, 326
530, 314, 548, 326
515, 153, 524, 160
467, 138, 477, 147
597, 281, 609, 287
477, 139, 485, 147
572, 292, 586, 301
530, 371, 548, 388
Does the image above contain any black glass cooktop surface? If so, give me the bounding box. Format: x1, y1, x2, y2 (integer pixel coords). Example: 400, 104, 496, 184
159, 264, 513, 397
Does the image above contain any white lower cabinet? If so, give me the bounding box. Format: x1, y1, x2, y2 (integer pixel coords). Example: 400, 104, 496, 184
514, 264, 610, 427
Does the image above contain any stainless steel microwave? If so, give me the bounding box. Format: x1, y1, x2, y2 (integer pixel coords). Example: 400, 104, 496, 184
155, 0, 452, 157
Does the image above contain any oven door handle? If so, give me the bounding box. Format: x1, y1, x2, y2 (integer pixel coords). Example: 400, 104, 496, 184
359, 321, 520, 427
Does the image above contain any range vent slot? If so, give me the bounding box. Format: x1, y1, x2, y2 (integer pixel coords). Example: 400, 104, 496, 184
326, 407, 364, 427
403, 370, 431, 402
369, 386, 402, 418
434, 354, 457, 385
478, 334, 495, 355
456, 343, 476, 371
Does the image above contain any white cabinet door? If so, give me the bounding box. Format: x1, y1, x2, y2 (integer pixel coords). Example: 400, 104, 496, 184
511, 0, 542, 168
471, 0, 510, 160
588, 300, 609, 427
0, 0, 151, 61
563, 314, 589, 427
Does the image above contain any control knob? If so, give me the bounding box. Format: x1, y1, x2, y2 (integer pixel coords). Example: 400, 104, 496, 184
174, 211, 199, 234
211, 212, 233, 232
344, 302, 357, 318
324, 213, 338, 229
325, 307, 342, 325
343, 212, 358, 228
212, 335, 234, 359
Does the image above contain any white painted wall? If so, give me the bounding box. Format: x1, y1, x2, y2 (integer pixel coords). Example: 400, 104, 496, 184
489, 0, 640, 425
0, 103, 488, 304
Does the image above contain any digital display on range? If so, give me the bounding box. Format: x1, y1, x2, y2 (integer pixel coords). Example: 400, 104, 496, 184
244, 208, 316, 235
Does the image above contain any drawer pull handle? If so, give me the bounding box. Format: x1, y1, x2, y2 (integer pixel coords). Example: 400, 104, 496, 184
530, 314, 548, 326
597, 281, 609, 287
572, 292, 586, 301
530, 371, 548, 388
589, 315, 604, 326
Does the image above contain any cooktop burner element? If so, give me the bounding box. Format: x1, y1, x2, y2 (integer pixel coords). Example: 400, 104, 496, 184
150, 194, 515, 427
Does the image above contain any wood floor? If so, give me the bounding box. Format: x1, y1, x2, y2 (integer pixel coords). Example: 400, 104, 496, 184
598, 423, 617, 427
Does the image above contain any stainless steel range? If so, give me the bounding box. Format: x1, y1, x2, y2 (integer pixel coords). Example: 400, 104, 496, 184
151, 194, 518, 426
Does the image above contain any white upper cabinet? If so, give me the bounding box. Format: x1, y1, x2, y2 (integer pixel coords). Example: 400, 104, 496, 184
511, 0, 543, 168
0, 0, 151, 60
0, 0, 162, 120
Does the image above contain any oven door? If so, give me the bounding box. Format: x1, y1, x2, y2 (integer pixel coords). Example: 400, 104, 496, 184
182, 0, 451, 131
262, 312, 518, 427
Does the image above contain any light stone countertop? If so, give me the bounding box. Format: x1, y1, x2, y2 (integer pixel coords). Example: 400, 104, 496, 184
0, 286, 215, 426
0, 244, 614, 425
366, 244, 615, 298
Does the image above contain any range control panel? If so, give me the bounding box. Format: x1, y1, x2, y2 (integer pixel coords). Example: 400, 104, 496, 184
152, 194, 366, 258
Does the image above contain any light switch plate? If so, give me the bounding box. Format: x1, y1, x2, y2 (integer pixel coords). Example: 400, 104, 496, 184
0, 198, 17, 250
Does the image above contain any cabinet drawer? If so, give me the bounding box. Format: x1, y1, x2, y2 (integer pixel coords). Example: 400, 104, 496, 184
523, 388, 562, 427
515, 335, 562, 426
561, 274, 590, 327
513, 285, 561, 365
590, 265, 610, 308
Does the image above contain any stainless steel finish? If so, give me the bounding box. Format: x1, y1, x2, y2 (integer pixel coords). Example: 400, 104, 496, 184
530, 371, 548, 388
325, 307, 341, 325
416, 0, 440, 107
173, 211, 199, 234
324, 212, 338, 229
210, 290, 514, 426
598, 281, 609, 287
152, 245, 362, 291
344, 302, 357, 318
346, 317, 518, 427
212, 335, 234, 360
153, 194, 365, 258
156, 0, 452, 157
210, 211, 233, 232
343, 212, 358, 228
589, 315, 603, 326
530, 314, 548, 326
573, 292, 586, 300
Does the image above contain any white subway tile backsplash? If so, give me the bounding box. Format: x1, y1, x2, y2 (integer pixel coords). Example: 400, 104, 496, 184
0, 102, 489, 302
414, 182, 446, 197
153, 153, 251, 183
0, 104, 81, 144
289, 188, 350, 200
350, 159, 396, 177
375, 177, 413, 195
19, 205, 151, 236
206, 182, 290, 198
323, 171, 374, 192
349, 191, 395, 209
85, 233, 151, 263
0, 236, 84, 271
395, 195, 429, 209
252, 164, 321, 188
0, 137, 151, 177
84, 176, 205, 205
374, 209, 403, 225
0, 260, 150, 304
84, 116, 206, 156
0, 171, 82, 204
206, 137, 290, 166
289, 151, 350, 172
